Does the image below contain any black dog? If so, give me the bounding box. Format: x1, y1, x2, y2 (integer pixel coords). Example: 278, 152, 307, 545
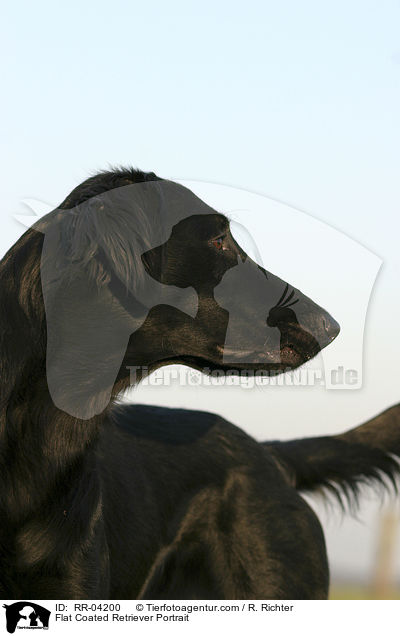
0, 168, 398, 599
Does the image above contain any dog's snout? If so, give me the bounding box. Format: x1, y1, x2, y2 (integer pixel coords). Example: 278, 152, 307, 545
265, 288, 340, 354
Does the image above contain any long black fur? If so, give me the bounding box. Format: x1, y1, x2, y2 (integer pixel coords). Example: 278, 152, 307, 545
0, 167, 398, 600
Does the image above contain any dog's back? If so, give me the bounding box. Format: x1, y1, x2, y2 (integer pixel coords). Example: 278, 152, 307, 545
100, 404, 328, 598
98, 402, 400, 598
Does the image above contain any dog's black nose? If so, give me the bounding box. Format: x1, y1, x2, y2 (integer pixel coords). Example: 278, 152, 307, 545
321, 314, 340, 343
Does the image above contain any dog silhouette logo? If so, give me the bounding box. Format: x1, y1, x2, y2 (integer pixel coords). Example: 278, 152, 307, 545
3, 603, 50, 633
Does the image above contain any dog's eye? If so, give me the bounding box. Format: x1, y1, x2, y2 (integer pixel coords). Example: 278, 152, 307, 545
211, 236, 224, 251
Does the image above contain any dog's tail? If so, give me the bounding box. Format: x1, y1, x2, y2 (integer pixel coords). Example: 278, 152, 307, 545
266, 403, 400, 507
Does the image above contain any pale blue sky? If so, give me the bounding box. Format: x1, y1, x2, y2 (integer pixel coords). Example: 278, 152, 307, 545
1, 0, 400, 585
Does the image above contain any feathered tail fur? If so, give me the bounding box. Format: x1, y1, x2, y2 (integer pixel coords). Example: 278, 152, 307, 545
266, 403, 400, 507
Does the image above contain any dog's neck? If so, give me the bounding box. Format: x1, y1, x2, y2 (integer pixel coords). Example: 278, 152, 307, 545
0, 379, 107, 595
0, 375, 104, 521
0, 294, 108, 589
0, 231, 106, 524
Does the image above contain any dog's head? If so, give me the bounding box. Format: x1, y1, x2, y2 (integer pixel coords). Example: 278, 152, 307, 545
33, 169, 339, 419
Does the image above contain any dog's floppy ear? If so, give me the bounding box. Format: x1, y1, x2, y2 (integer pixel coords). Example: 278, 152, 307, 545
36, 181, 198, 420
37, 202, 141, 420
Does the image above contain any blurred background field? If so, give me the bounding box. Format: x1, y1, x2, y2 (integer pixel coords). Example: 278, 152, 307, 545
328, 505, 400, 600
330, 585, 400, 600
